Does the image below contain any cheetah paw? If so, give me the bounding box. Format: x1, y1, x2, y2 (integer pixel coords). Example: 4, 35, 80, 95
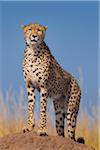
37, 128, 48, 136
22, 124, 35, 133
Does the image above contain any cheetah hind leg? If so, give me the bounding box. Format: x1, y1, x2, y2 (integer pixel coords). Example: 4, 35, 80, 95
66, 83, 81, 141
66, 80, 85, 143
53, 98, 65, 137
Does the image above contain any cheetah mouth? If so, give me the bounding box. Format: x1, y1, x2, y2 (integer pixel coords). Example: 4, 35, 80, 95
30, 36, 39, 43
31, 39, 37, 42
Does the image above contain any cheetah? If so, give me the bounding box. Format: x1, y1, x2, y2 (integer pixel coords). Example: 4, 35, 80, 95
22, 23, 81, 141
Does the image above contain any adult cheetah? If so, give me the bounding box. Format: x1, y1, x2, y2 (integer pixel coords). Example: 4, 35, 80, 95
22, 23, 81, 141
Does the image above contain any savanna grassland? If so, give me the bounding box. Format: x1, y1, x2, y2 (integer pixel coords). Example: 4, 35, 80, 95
0, 88, 99, 150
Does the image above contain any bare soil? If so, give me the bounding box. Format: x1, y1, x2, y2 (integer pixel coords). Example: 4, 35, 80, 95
0, 132, 95, 150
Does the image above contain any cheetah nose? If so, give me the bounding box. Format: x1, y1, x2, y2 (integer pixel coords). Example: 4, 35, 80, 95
32, 35, 37, 38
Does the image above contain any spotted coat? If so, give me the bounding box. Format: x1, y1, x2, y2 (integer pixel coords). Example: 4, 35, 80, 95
22, 23, 81, 141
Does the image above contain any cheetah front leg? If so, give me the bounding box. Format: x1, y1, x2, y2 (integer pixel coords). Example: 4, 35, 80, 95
23, 81, 35, 133
37, 88, 48, 136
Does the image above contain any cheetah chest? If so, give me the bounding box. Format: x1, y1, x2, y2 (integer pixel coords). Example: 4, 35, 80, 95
23, 54, 49, 89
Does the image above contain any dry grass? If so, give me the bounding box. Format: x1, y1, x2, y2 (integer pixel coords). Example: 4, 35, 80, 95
76, 106, 99, 150
0, 89, 99, 150
0, 88, 25, 136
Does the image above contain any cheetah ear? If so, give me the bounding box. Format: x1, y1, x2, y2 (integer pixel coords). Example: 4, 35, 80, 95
44, 26, 48, 31
21, 25, 26, 29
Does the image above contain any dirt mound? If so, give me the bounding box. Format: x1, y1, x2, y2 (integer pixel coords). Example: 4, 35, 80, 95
0, 132, 95, 150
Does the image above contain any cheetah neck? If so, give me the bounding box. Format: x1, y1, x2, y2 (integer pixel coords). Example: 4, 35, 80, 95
25, 41, 50, 56
25, 41, 44, 51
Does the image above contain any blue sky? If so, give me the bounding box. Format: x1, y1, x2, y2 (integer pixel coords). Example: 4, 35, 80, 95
0, 1, 98, 113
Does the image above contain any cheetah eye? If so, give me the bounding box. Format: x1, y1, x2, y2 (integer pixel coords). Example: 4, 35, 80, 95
37, 29, 41, 32
29, 28, 32, 31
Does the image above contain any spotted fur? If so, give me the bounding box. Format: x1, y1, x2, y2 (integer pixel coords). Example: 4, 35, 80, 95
22, 23, 81, 140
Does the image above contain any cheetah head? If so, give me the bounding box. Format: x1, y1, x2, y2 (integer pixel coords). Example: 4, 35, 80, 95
21, 23, 48, 47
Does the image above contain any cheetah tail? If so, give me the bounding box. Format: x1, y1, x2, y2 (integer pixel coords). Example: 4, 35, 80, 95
76, 137, 85, 144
